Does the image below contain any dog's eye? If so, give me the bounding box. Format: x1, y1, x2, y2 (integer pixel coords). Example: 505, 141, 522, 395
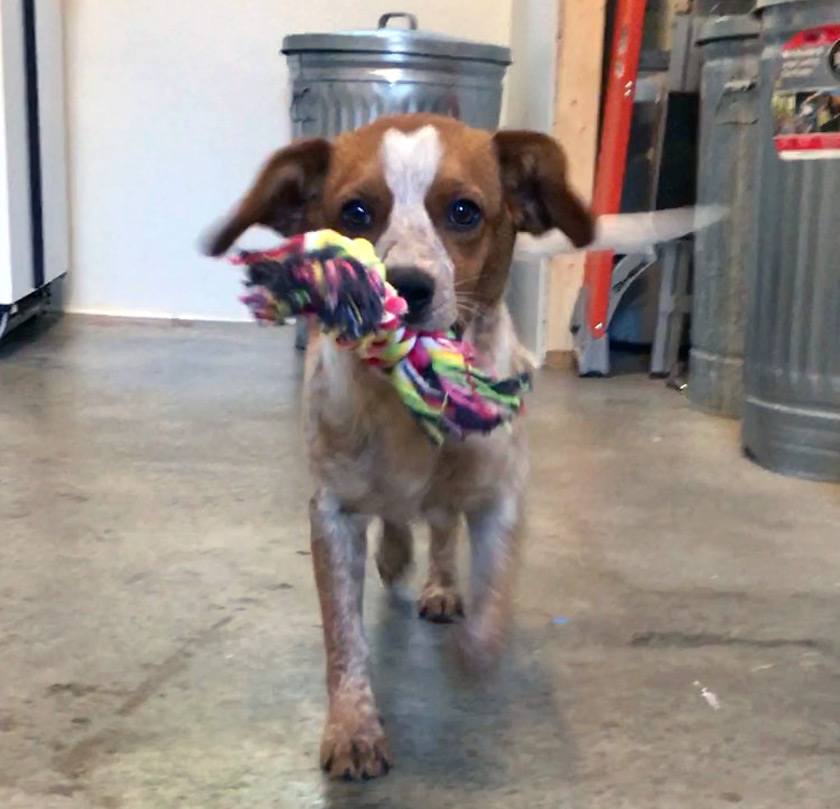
340, 199, 373, 231
448, 199, 482, 231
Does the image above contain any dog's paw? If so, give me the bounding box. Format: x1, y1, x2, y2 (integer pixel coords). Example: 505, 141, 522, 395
418, 583, 464, 623
320, 712, 391, 781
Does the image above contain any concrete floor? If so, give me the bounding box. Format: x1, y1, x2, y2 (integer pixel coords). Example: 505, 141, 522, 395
2, 315, 840, 809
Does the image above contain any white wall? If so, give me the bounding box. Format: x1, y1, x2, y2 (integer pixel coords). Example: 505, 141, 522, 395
505, 0, 558, 133
63, 0, 514, 321
504, 0, 559, 362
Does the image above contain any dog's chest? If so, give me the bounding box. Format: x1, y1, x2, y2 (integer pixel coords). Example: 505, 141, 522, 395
305, 340, 524, 521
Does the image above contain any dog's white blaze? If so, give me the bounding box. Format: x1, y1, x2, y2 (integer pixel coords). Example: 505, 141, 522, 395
377, 125, 456, 327
381, 125, 442, 208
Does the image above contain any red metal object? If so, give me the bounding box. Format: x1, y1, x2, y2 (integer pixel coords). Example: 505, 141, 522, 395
583, 0, 648, 338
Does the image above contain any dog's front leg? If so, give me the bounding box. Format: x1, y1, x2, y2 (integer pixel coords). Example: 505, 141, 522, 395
461, 494, 523, 670
309, 489, 391, 780
418, 509, 464, 622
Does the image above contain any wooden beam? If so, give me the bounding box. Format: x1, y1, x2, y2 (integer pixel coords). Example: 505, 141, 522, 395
547, 0, 607, 354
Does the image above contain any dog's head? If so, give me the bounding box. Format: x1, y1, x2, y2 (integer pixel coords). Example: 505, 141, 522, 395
205, 114, 593, 330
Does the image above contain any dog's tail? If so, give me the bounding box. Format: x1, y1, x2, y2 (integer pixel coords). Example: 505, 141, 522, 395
514, 205, 725, 259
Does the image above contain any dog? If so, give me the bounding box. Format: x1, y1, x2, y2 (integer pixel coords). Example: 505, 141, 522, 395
204, 113, 702, 780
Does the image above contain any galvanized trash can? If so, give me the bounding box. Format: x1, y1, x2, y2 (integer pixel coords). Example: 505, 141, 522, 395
690, 15, 761, 418
743, 0, 840, 480
282, 12, 511, 346
282, 12, 510, 138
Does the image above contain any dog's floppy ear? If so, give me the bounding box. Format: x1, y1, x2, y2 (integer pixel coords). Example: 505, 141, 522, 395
203, 138, 331, 256
493, 131, 594, 248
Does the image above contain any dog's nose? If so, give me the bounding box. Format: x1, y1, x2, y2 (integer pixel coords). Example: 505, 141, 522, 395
387, 266, 436, 323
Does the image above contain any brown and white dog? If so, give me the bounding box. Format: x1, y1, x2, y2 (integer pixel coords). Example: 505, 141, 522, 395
205, 113, 700, 780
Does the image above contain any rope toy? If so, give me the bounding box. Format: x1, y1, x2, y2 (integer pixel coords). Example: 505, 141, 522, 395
232, 230, 531, 444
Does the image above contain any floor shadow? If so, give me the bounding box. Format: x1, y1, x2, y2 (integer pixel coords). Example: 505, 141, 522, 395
322, 591, 579, 808
0, 312, 63, 360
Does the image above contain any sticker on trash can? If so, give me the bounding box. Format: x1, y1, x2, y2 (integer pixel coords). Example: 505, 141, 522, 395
772, 25, 840, 160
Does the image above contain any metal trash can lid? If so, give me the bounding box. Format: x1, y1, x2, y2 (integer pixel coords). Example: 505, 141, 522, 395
282, 11, 511, 65
697, 14, 761, 45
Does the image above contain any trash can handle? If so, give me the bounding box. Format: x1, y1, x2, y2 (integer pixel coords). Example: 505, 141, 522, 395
378, 12, 418, 30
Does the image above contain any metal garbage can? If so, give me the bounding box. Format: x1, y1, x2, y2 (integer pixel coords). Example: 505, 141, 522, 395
282, 12, 511, 347
282, 12, 511, 138
690, 15, 761, 417
743, 0, 840, 480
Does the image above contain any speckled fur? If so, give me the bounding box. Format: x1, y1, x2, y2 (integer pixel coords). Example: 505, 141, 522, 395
206, 114, 592, 780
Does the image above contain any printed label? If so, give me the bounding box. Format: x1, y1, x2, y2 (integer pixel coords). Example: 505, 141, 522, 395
772, 25, 840, 160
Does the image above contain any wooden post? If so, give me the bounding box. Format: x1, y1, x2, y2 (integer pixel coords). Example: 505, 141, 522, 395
546, 0, 607, 363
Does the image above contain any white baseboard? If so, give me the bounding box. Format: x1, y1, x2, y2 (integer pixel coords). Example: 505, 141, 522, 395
63, 306, 251, 324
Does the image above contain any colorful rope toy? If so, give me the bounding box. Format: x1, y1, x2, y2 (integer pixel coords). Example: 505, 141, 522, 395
233, 230, 531, 444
